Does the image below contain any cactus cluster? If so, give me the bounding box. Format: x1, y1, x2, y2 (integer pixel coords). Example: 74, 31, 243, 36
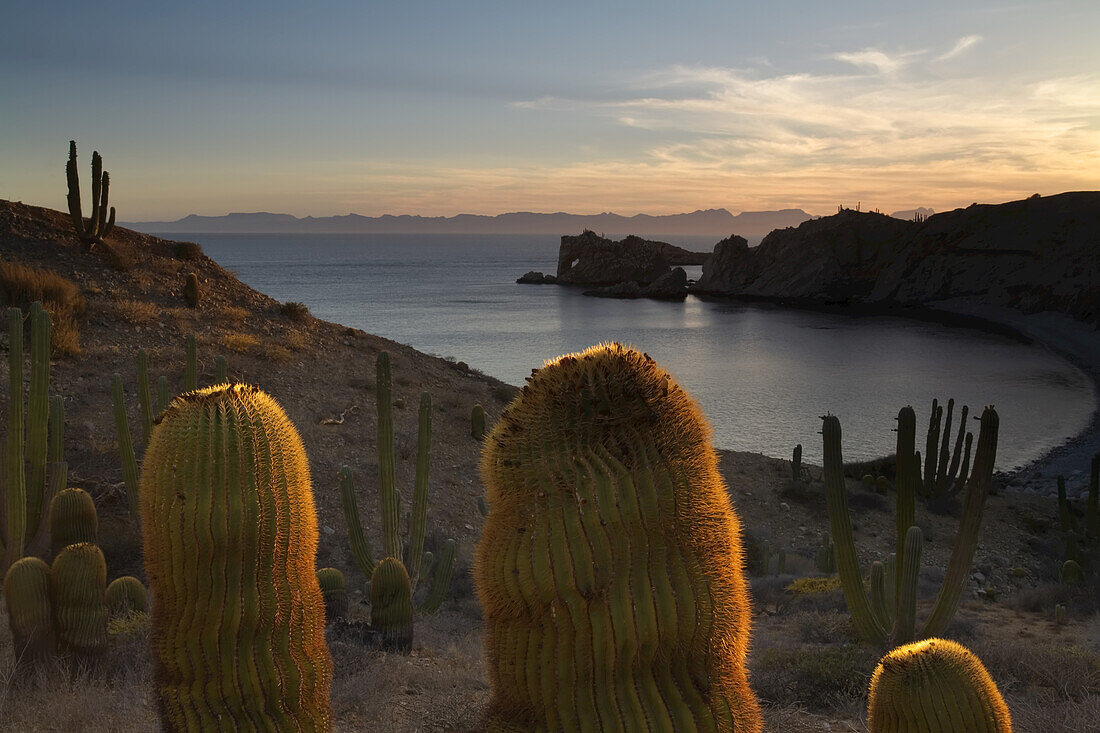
918, 398, 976, 508
822, 405, 999, 645
65, 140, 115, 245
475, 343, 762, 732
339, 351, 456, 649
867, 638, 1012, 732
3, 303, 67, 576
140, 384, 333, 731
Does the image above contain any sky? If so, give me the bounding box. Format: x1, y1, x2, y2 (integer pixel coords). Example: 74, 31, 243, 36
1, 0, 1098, 220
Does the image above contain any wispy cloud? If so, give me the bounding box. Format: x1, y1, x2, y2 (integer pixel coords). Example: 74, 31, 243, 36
936, 35, 982, 62
832, 47, 923, 75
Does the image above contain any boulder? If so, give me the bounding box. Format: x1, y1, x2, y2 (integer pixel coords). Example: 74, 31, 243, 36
516, 270, 556, 284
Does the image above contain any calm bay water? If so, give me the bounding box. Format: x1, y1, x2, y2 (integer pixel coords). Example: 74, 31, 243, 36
182, 232, 1095, 470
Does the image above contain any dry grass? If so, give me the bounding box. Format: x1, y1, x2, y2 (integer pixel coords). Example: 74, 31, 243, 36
111, 298, 159, 325
286, 330, 307, 351
220, 305, 250, 326
0, 260, 85, 356
222, 332, 261, 353
261, 343, 293, 362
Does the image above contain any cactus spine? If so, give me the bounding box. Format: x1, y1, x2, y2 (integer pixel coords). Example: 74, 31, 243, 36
316, 567, 348, 622
471, 403, 486, 440
339, 351, 456, 631
105, 576, 149, 616
49, 487, 98, 555
371, 557, 413, 652
50, 542, 108, 659
140, 384, 333, 731
475, 343, 763, 732
822, 405, 999, 644
3, 556, 55, 667
867, 638, 1012, 732
66, 140, 116, 244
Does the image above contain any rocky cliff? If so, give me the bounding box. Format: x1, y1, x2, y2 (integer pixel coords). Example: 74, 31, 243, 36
692, 192, 1100, 324
555, 230, 709, 286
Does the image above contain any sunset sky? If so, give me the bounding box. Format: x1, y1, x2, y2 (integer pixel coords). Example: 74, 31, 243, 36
2, 1, 1098, 220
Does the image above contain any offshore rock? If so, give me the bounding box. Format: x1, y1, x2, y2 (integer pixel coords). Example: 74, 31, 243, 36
584, 266, 689, 300
516, 270, 556, 284
556, 230, 708, 286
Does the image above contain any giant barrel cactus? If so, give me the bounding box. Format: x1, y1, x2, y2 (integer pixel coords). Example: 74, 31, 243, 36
141, 384, 333, 731
3, 556, 55, 666
50, 542, 108, 659
867, 638, 1012, 732
475, 343, 763, 732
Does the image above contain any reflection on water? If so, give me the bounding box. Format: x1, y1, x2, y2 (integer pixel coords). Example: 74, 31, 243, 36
187, 233, 1096, 470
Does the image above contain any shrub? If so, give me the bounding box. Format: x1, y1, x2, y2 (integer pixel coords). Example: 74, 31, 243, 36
174, 242, 202, 260
751, 644, 876, 710
0, 261, 85, 356
281, 301, 310, 321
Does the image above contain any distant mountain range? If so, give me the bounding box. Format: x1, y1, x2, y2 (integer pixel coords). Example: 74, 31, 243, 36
125, 208, 820, 239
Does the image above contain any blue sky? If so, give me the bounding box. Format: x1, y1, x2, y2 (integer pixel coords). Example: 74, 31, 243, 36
2, 1, 1097, 219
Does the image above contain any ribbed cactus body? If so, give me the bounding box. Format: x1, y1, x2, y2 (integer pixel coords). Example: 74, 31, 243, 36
140, 384, 333, 732
371, 557, 413, 652
4, 556, 54, 665
50, 542, 108, 658
106, 576, 149, 616
475, 343, 762, 732
471, 403, 486, 440
316, 567, 348, 622
183, 272, 200, 308
867, 638, 1012, 732
49, 487, 98, 555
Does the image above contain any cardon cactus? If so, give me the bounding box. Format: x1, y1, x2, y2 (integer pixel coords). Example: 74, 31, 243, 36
50, 542, 108, 659
105, 576, 149, 616
49, 487, 98, 555
823, 405, 999, 645
140, 384, 333, 731
475, 343, 763, 732
66, 140, 115, 245
867, 638, 1012, 732
371, 557, 413, 652
316, 567, 348, 622
3, 556, 55, 667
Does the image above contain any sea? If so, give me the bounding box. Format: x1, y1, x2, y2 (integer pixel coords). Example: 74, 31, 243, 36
176, 232, 1096, 471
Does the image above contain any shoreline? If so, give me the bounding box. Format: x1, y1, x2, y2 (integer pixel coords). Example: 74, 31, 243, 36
690, 292, 1098, 497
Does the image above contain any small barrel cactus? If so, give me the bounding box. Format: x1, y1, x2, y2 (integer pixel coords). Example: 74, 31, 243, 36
316, 567, 348, 622
471, 403, 486, 440
183, 272, 200, 308
49, 487, 98, 556
475, 343, 762, 732
3, 556, 55, 666
371, 557, 413, 652
141, 384, 333, 731
105, 576, 149, 616
867, 638, 1012, 732
50, 542, 108, 659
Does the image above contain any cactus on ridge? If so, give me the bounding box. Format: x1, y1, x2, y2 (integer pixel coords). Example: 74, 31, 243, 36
66, 140, 115, 245
183, 272, 200, 308
475, 343, 762, 732
140, 384, 333, 731
867, 638, 1012, 732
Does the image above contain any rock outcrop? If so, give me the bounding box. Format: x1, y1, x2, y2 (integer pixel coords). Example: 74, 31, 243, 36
516, 270, 556, 284
584, 267, 689, 300
691, 192, 1100, 325
555, 230, 708, 286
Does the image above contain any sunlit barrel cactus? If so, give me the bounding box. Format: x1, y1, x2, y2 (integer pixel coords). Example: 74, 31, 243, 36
475, 343, 762, 732
105, 575, 149, 616
141, 384, 333, 731
49, 487, 98, 556
50, 542, 108, 659
867, 638, 1012, 732
3, 556, 55, 667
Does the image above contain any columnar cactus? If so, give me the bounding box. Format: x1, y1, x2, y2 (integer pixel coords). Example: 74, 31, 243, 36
49, 487, 98, 555
370, 557, 413, 652
339, 351, 456, 631
140, 384, 333, 731
867, 638, 1012, 732
471, 403, 486, 441
475, 343, 763, 732
105, 576, 149, 616
3, 556, 54, 667
792, 443, 803, 483
815, 533, 836, 574
110, 373, 141, 516
316, 567, 348, 622
823, 405, 999, 644
920, 398, 974, 508
66, 140, 116, 245
50, 542, 108, 659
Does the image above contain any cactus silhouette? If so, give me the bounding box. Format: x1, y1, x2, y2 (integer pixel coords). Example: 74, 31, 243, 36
475, 343, 762, 732
65, 140, 115, 245
141, 384, 333, 731
867, 638, 1012, 732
